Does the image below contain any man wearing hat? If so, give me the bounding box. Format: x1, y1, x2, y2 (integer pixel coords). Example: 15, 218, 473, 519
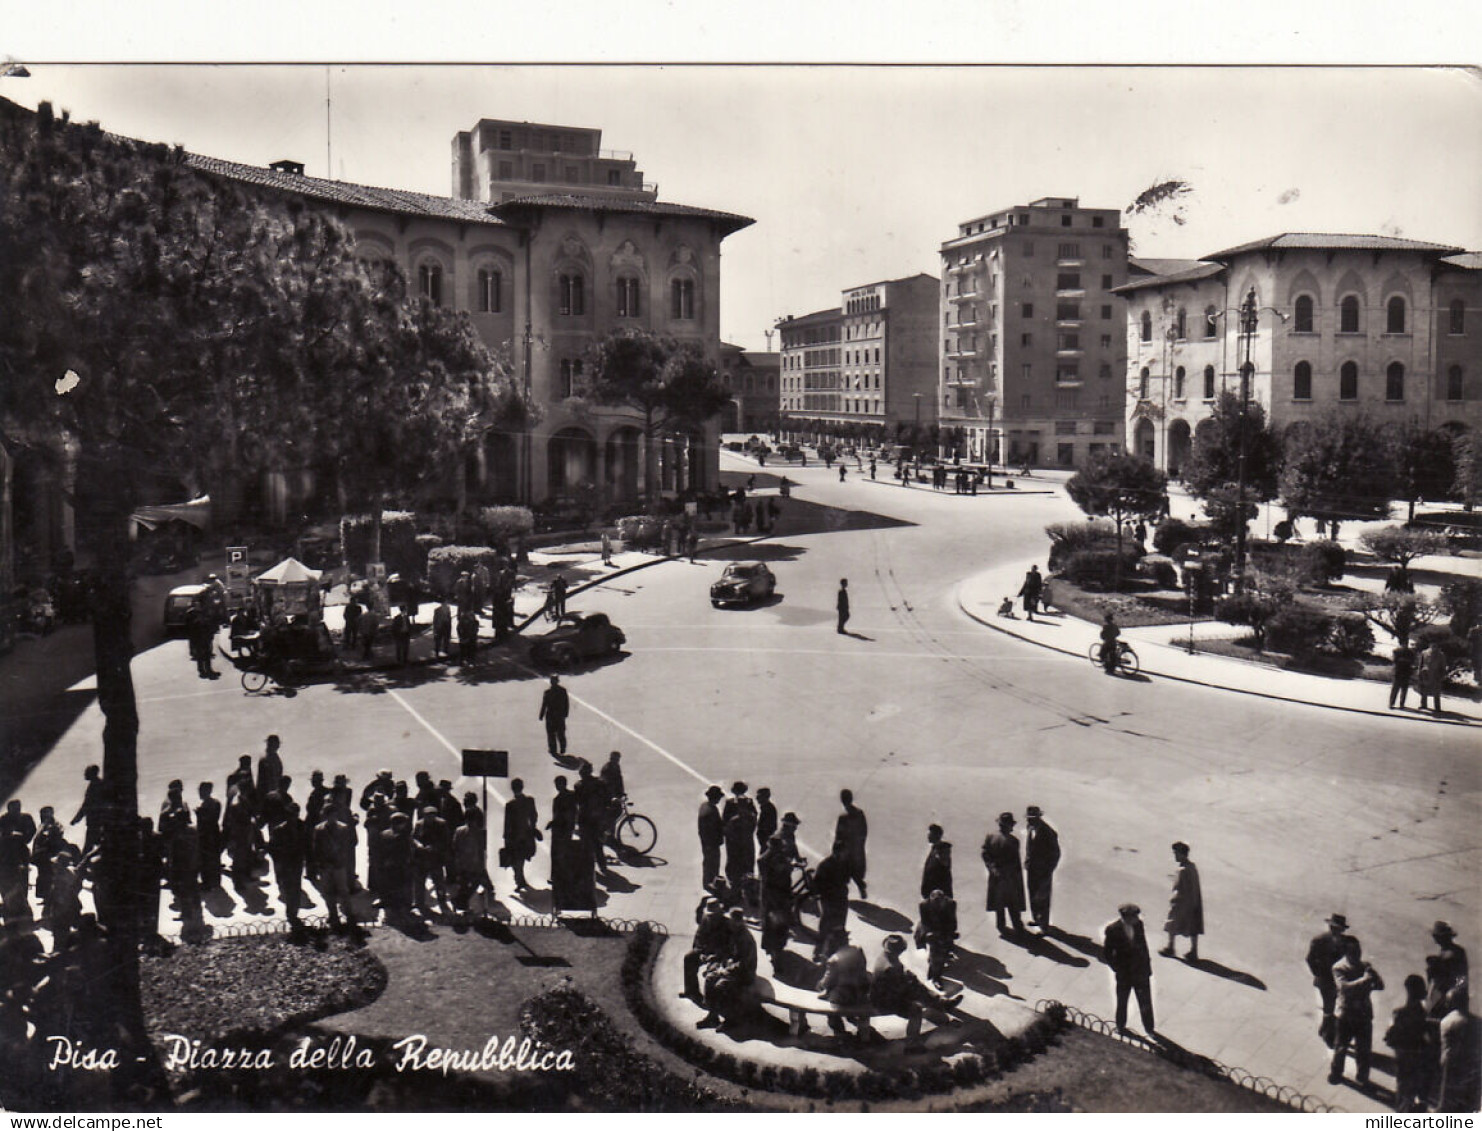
817, 928, 873, 1038
1102, 902, 1155, 1034
871, 933, 963, 1050
683, 898, 731, 1001
981, 811, 1027, 936
921, 824, 953, 901
698, 786, 725, 887
1024, 807, 1060, 933
1160, 841, 1203, 961
1427, 921, 1469, 1019
723, 782, 758, 886
1307, 913, 1355, 1048
835, 789, 869, 900
778, 811, 803, 864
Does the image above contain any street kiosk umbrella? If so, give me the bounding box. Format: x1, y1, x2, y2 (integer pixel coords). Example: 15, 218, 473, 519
251, 556, 322, 619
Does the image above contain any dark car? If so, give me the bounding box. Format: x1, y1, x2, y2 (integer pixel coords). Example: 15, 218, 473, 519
710, 562, 776, 607
529, 612, 626, 668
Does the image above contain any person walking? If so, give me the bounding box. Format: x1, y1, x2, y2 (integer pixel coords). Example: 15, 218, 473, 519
697, 786, 725, 888
869, 457, 877, 480
1103, 902, 1156, 1034
431, 600, 452, 658
836, 578, 850, 635
812, 841, 853, 962
1160, 841, 1203, 961
1308, 913, 1355, 1048
1329, 939, 1384, 1088
1018, 565, 1043, 623
1389, 641, 1416, 710
500, 778, 540, 894
539, 675, 570, 758
921, 823, 954, 900
835, 789, 868, 899
71, 765, 106, 854
1024, 806, 1061, 933
981, 811, 1027, 936
1417, 640, 1447, 713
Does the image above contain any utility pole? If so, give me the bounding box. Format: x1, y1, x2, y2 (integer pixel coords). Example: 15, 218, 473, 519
1234, 287, 1258, 593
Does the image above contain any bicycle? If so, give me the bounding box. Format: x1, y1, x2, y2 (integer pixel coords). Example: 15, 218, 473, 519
611, 794, 657, 856
1088, 640, 1140, 677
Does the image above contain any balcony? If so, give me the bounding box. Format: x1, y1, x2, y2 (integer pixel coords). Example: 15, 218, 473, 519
950, 316, 979, 331
944, 373, 981, 388
949, 289, 980, 303
1054, 287, 1086, 299
1056, 256, 1085, 267
945, 347, 979, 360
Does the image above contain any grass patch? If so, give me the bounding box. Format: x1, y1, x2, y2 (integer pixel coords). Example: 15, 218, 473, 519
1049, 577, 1196, 629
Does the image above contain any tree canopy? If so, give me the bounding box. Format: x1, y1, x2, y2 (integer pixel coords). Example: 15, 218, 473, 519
1279, 413, 1399, 522
1180, 390, 1282, 503
1066, 452, 1169, 524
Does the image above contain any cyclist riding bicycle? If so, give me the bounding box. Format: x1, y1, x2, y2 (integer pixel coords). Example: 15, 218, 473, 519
1099, 611, 1121, 675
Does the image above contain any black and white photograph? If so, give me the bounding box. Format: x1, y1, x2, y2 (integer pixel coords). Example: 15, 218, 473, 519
1, 7, 1480, 1116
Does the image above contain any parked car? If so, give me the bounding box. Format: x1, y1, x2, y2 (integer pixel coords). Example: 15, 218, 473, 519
163, 583, 209, 635
529, 611, 626, 668
710, 562, 777, 607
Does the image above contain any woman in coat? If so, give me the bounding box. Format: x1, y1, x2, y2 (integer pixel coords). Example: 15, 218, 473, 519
1161, 841, 1203, 961
1417, 643, 1447, 714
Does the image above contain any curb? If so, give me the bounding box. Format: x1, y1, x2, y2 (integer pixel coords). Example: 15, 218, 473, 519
957, 564, 1480, 729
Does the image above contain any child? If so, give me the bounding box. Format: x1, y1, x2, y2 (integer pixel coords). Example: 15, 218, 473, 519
997, 597, 1017, 618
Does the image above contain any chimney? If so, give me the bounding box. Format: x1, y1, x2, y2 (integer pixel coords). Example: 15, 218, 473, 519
269, 159, 305, 176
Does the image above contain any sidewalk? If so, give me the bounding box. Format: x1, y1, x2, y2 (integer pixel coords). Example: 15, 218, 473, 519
958, 560, 1481, 727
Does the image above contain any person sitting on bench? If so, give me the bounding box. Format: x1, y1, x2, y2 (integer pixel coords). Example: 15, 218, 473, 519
870, 933, 962, 1051
817, 928, 874, 1039
698, 908, 759, 1030
683, 897, 732, 1004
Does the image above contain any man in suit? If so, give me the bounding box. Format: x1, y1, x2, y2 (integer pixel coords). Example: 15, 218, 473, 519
981, 811, 1027, 936
836, 578, 850, 634
539, 675, 570, 758
697, 786, 725, 888
1024, 805, 1061, 933
1307, 913, 1355, 1048
1103, 902, 1155, 1034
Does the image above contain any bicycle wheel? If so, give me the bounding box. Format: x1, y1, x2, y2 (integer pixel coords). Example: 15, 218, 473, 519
241, 669, 268, 693
616, 813, 657, 855
1087, 642, 1102, 666
1117, 646, 1140, 677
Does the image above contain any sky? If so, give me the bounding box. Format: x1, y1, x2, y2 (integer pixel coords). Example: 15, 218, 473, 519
5, 41, 1481, 353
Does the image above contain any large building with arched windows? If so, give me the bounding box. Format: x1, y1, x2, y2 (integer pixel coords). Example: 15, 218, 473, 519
1114, 234, 1482, 479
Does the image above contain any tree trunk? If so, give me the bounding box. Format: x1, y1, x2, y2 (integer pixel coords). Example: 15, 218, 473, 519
643, 407, 656, 503
74, 444, 169, 1101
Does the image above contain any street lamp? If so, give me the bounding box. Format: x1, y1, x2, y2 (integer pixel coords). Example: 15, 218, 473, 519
1233, 288, 1259, 591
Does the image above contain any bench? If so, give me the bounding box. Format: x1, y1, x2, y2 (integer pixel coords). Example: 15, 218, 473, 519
752, 976, 878, 1037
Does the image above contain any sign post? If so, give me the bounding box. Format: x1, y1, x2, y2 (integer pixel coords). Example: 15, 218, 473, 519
225, 546, 250, 612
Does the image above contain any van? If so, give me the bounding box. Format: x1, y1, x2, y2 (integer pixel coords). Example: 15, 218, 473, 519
163, 583, 207, 635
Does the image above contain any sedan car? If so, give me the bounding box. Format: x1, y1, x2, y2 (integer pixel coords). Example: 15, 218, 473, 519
529, 612, 626, 668
710, 562, 777, 607
163, 583, 209, 635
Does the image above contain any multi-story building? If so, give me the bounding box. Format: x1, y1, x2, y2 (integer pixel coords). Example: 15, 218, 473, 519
452, 118, 655, 204
719, 344, 780, 433
777, 273, 939, 441
938, 197, 1130, 467
1113, 234, 1482, 476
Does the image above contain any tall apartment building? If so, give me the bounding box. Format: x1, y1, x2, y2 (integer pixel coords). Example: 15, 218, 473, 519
777, 273, 940, 440
939, 197, 1129, 467
452, 118, 655, 203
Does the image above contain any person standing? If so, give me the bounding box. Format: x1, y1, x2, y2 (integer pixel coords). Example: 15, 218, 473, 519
0, 828, 32, 926
869, 457, 877, 480
1160, 841, 1203, 961
359, 603, 380, 660
1385, 974, 1432, 1112
697, 785, 725, 888
456, 607, 478, 663
811, 841, 853, 962
267, 801, 307, 926
1417, 639, 1447, 713
601, 530, 614, 567
539, 675, 570, 758
1024, 806, 1061, 933
757, 835, 794, 962
342, 592, 363, 650
186, 599, 218, 679
915, 887, 959, 987
451, 809, 496, 921
195, 782, 222, 891
754, 787, 778, 855
502, 778, 540, 893
31, 807, 64, 919
71, 764, 106, 855
722, 782, 758, 888
1427, 921, 1469, 1020
836, 578, 851, 635
1389, 641, 1417, 710
835, 789, 868, 900
573, 761, 609, 871
453, 571, 472, 616
1103, 902, 1156, 1034
472, 560, 491, 616
1436, 988, 1480, 1113
431, 600, 452, 658
981, 811, 1027, 936
548, 776, 578, 844
1308, 913, 1355, 1048
921, 823, 954, 900
256, 734, 284, 803
1018, 565, 1043, 622
390, 608, 411, 666
1329, 939, 1384, 1088
549, 573, 568, 620
412, 806, 453, 918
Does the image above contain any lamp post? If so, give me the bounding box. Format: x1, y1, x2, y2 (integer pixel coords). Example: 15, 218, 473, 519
1234, 287, 1259, 592
913, 392, 922, 454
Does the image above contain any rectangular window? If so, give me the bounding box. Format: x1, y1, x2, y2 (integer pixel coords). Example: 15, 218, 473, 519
1058, 243, 1081, 258
1021, 393, 1032, 408
1058, 333, 1080, 350
1057, 364, 1080, 383
1060, 216, 1072, 228
607, 169, 622, 186
559, 274, 585, 316
1022, 363, 1033, 383
1101, 275, 1113, 289
1056, 272, 1082, 290
1101, 304, 1113, 319
559, 359, 585, 398
1056, 420, 1077, 435
1021, 303, 1034, 318
1058, 443, 1075, 465
616, 277, 640, 317
1102, 245, 1114, 259
1056, 302, 1081, 320
1100, 334, 1112, 348
1021, 333, 1033, 347
1092, 216, 1106, 228
1094, 420, 1116, 435
499, 130, 512, 149
477, 268, 501, 313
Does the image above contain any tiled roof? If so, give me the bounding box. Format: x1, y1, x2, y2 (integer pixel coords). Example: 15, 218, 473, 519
1128, 257, 1209, 277
1112, 261, 1224, 294
1441, 252, 1482, 271
1207, 233, 1465, 259
187, 154, 510, 226
776, 307, 843, 326
490, 193, 754, 235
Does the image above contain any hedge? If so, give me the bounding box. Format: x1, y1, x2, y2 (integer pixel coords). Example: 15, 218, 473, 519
1300, 540, 1347, 585
1062, 548, 1142, 590
480, 505, 535, 546
1153, 518, 1202, 556
1264, 606, 1373, 659
1045, 521, 1119, 571
616, 514, 665, 551
340, 511, 420, 579
426, 545, 503, 597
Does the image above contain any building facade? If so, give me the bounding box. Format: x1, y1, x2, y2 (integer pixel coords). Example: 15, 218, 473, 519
777, 273, 939, 442
938, 197, 1130, 467
1114, 235, 1482, 477
452, 118, 655, 204
719, 344, 780, 433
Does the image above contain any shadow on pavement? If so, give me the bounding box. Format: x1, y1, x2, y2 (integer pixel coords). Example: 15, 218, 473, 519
946, 943, 1018, 998
0, 688, 98, 802
1011, 929, 1092, 968
1046, 925, 1105, 963
849, 900, 914, 932
1184, 954, 1268, 990
701, 541, 808, 564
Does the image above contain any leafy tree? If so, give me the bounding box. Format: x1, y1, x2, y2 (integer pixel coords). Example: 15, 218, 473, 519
1280, 412, 1399, 522
1065, 453, 1167, 589
1181, 391, 1282, 503
587, 329, 729, 500
0, 100, 526, 1092
1358, 524, 1449, 576
1453, 428, 1482, 511
1384, 423, 1456, 522
1349, 592, 1440, 648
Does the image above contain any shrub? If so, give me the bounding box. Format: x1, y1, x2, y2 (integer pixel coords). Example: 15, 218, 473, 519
1153, 517, 1201, 556
1139, 557, 1179, 588
1441, 577, 1482, 639
1062, 547, 1142, 590
340, 511, 419, 579
1328, 615, 1375, 659
480, 505, 535, 546
1045, 520, 1118, 571
1265, 606, 1335, 658
1300, 539, 1347, 585
616, 514, 664, 551
425, 545, 502, 597
1217, 592, 1281, 649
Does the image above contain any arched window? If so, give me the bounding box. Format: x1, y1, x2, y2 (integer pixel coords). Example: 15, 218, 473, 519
671, 278, 695, 319
418, 262, 444, 306
1340, 361, 1359, 400
1293, 361, 1312, 400
477, 268, 501, 313
1203, 365, 1215, 399
1447, 366, 1465, 401
1139, 367, 1150, 400
559, 359, 585, 398
559, 273, 586, 316
616, 275, 641, 318
1204, 306, 1219, 339
1340, 295, 1361, 333
1386, 296, 1407, 334
1450, 299, 1466, 335
1174, 366, 1186, 399
1386, 362, 1405, 401
1140, 311, 1152, 342
1294, 295, 1314, 333
1175, 307, 1187, 340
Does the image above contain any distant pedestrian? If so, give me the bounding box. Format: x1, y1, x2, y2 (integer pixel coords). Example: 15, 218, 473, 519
456, 608, 478, 663
687, 526, 700, 561
1417, 641, 1447, 713
549, 574, 568, 620
432, 600, 452, 658
1024, 806, 1061, 932
835, 789, 868, 899
754, 787, 778, 853
360, 605, 380, 660
838, 465, 847, 483
268, 802, 307, 925
1308, 913, 1355, 1048
1103, 902, 1156, 1034
186, 600, 218, 679
869, 458, 877, 479
453, 571, 473, 615
921, 823, 953, 900
601, 530, 614, 566
472, 561, 490, 614
811, 843, 853, 962
697, 786, 725, 888
1329, 939, 1383, 1088
256, 733, 284, 800
539, 675, 569, 757
1160, 841, 1203, 961
758, 835, 793, 961
1038, 575, 1056, 615
982, 811, 1027, 936
1018, 565, 1043, 622
195, 782, 222, 890
71, 765, 105, 854
836, 578, 851, 635
914, 888, 959, 986
343, 594, 363, 649
391, 608, 411, 665
722, 782, 758, 887
501, 778, 540, 892
1099, 611, 1121, 674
